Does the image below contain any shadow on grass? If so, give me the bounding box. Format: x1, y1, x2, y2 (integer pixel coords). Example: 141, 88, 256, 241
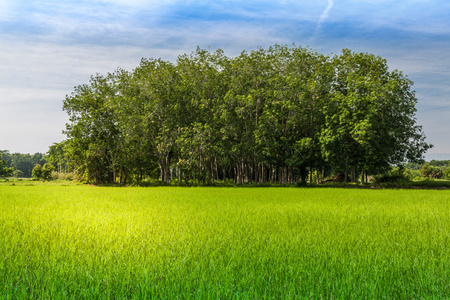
2, 178, 449, 189
96, 180, 450, 189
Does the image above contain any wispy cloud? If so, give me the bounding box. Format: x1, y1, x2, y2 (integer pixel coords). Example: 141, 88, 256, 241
312, 0, 334, 40
318, 0, 334, 25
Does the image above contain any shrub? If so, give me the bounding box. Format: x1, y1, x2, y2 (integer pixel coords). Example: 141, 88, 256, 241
32, 164, 43, 179
409, 169, 421, 178
32, 163, 55, 181
65, 173, 74, 181
373, 166, 411, 184
420, 163, 443, 179
51, 171, 59, 180
41, 163, 55, 181
13, 169, 23, 178
444, 168, 450, 180
55, 172, 75, 181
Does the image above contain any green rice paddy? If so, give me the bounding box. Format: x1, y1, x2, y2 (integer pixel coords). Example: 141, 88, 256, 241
1, 186, 449, 299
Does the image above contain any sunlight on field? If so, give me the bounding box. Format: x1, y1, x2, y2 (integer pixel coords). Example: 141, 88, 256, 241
1, 186, 449, 298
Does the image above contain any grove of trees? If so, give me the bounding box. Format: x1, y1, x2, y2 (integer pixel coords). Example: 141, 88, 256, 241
59, 45, 431, 184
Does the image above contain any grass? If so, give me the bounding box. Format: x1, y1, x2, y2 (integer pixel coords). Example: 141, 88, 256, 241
0, 179, 79, 187
1, 186, 449, 299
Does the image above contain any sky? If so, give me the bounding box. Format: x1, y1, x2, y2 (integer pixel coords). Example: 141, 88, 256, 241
1, 0, 449, 160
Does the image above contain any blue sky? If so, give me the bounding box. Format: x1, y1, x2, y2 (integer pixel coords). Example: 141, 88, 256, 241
1, 0, 449, 160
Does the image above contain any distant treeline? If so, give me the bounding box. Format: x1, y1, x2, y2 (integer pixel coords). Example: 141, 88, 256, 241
58, 45, 431, 184
0, 151, 47, 178
404, 160, 450, 170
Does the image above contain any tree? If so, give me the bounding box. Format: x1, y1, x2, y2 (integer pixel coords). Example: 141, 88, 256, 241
174, 48, 229, 184
320, 49, 432, 182
63, 73, 125, 183
132, 59, 183, 184
47, 141, 71, 173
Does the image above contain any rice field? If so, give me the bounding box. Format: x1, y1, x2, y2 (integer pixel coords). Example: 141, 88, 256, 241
1, 186, 449, 299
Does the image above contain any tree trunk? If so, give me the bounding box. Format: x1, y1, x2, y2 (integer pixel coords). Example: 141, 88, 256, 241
351, 165, 356, 182
322, 166, 325, 183
345, 156, 349, 182
223, 166, 227, 182
159, 155, 170, 184
236, 163, 241, 184
119, 167, 123, 184
214, 157, 218, 183
261, 164, 265, 184
123, 170, 128, 184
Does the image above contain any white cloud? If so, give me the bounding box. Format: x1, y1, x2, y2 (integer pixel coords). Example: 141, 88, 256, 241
1, 0, 449, 156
